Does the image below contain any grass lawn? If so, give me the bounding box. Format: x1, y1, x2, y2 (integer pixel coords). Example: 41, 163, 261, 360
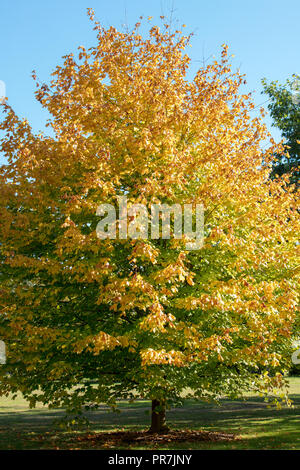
0, 377, 299, 450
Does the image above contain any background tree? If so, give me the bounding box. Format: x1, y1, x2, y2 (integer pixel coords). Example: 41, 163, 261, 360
0, 11, 299, 433
262, 75, 300, 185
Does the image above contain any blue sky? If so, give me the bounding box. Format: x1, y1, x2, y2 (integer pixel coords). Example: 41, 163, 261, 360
0, 0, 299, 163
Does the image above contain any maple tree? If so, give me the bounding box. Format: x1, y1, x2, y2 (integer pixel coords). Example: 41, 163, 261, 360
0, 11, 299, 433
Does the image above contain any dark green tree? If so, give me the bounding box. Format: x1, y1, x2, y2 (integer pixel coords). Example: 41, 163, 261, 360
262, 75, 300, 185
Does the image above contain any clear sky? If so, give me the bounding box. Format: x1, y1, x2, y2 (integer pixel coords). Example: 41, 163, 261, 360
0, 0, 299, 163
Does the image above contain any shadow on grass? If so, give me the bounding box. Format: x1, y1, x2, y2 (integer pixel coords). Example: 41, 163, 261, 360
0, 390, 299, 449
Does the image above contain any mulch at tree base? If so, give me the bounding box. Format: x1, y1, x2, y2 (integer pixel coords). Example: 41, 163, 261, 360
77, 429, 238, 446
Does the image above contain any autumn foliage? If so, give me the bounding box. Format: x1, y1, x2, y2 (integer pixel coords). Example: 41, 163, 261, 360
0, 12, 299, 431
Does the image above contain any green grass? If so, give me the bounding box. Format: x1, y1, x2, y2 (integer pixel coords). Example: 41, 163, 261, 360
0, 377, 299, 450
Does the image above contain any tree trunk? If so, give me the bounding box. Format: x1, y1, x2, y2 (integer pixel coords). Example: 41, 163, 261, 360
149, 399, 169, 433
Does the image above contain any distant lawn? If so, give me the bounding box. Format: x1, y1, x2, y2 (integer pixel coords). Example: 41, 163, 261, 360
0, 377, 299, 450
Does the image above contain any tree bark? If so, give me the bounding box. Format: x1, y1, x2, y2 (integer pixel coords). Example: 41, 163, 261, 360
149, 399, 169, 433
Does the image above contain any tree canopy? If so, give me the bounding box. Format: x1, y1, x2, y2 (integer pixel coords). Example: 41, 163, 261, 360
262, 75, 300, 185
0, 12, 299, 431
